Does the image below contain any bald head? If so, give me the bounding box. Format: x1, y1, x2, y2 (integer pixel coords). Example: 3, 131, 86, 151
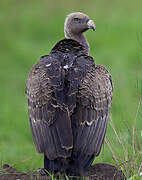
64, 12, 95, 55
64, 12, 96, 38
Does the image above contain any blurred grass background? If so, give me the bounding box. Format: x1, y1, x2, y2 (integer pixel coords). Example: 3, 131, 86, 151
0, 0, 142, 173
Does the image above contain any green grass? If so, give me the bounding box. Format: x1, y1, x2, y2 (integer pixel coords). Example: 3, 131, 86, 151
105, 97, 142, 178
0, 0, 142, 178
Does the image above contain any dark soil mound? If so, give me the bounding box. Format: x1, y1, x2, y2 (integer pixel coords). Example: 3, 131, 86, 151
88, 163, 126, 180
0, 163, 126, 180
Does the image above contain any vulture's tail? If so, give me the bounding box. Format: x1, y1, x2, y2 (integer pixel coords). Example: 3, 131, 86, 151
44, 155, 69, 174
44, 154, 95, 178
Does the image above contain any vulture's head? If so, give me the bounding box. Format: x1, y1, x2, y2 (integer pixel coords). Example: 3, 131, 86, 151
64, 12, 96, 38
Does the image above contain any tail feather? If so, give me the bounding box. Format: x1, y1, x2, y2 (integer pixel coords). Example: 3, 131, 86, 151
44, 155, 69, 174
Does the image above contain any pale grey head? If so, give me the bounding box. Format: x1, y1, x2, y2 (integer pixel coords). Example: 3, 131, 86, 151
64, 12, 96, 55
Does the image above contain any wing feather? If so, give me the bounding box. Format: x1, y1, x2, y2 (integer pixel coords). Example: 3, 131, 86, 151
72, 64, 113, 163
26, 56, 73, 159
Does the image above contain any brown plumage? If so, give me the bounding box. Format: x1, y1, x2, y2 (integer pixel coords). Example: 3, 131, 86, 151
26, 12, 113, 176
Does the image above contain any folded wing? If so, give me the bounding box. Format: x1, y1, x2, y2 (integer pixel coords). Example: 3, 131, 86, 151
72, 65, 113, 166
26, 56, 73, 160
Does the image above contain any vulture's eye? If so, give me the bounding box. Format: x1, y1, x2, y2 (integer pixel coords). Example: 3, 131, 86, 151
73, 18, 81, 22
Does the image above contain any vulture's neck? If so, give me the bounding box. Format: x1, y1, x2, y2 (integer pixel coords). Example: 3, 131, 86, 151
65, 31, 89, 55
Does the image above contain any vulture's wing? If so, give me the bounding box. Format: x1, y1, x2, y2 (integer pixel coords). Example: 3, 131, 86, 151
26, 56, 73, 160
72, 64, 113, 165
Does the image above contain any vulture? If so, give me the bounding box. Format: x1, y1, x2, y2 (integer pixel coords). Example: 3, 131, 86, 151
26, 12, 113, 177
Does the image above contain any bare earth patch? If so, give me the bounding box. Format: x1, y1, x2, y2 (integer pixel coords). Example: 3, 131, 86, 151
0, 163, 126, 180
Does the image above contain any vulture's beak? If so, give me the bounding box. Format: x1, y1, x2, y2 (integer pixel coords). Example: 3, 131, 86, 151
87, 19, 96, 31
